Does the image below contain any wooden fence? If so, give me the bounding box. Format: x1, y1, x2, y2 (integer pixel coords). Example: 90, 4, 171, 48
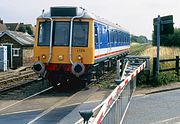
153, 56, 180, 76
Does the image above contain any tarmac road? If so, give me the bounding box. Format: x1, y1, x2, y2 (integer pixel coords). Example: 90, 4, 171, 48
0, 88, 110, 124
123, 89, 180, 124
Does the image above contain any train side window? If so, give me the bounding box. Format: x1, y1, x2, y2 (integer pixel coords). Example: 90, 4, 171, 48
114, 31, 117, 44
38, 22, 51, 46
123, 33, 125, 45
110, 30, 114, 45
107, 29, 110, 45
119, 32, 121, 45
117, 32, 120, 45
124, 33, 126, 45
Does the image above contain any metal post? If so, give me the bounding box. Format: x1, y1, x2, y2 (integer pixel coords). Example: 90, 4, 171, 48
176, 56, 179, 75
156, 15, 161, 76
116, 60, 121, 80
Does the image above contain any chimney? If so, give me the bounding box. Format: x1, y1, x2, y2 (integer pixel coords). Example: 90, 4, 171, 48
0, 18, 3, 24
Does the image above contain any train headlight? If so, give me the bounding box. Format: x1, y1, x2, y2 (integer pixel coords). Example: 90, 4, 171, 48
77, 55, 82, 60
72, 62, 85, 77
58, 55, 63, 61
42, 54, 46, 59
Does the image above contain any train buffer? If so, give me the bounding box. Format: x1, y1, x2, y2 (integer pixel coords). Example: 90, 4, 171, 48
75, 56, 150, 124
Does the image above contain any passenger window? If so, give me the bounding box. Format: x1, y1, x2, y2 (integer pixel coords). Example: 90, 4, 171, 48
114, 31, 117, 44
110, 30, 114, 45
95, 26, 98, 45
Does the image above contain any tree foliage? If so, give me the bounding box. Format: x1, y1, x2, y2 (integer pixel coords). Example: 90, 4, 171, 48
17, 25, 33, 35
152, 28, 180, 46
17, 25, 26, 33
25, 26, 33, 35
131, 35, 149, 43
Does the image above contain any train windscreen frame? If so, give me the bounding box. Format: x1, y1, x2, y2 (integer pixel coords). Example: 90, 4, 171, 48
38, 22, 51, 46
37, 21, 89, 47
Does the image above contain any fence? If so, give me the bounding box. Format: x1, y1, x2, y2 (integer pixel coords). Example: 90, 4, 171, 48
153, 56, 180, 76
100, 78, 136, 124
76, 57, 148, 124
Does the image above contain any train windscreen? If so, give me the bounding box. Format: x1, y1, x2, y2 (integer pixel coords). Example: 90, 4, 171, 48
38, 21, 89, 47
38, 22, 51, 46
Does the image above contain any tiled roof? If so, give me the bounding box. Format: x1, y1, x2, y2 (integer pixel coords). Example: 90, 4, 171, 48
0, 31, 34, 46
5, 23, 19, 31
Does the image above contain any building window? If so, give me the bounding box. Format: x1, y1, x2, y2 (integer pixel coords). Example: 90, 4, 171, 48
13, 48, 20, 57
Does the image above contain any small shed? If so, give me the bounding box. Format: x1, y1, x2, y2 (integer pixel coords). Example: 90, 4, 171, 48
0, 31, 34, 69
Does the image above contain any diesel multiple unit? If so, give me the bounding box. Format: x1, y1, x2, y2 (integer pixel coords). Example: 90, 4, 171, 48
33, 6, 130, 87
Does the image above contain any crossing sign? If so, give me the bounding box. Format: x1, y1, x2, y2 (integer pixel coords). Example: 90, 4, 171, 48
153, 15, 174, 35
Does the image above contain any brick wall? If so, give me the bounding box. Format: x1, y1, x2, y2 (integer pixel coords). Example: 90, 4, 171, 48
23, 47, 33, 66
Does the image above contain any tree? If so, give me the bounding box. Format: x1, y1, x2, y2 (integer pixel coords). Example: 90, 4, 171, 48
131, 35, 149, 43
26, 26, 33, 35
17, 24, 34, 35
152, 28, 180, 47
17, 25, 26, 33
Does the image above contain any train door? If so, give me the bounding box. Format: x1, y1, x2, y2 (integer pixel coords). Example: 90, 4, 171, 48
94, 23, 100, 55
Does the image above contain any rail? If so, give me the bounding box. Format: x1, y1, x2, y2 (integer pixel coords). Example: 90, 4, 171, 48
76, 56, 150, 124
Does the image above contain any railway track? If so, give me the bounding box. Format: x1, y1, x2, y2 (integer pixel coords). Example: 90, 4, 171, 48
0, 68, 38, 92
129, 43, 151, 55
0, 44, 151, 124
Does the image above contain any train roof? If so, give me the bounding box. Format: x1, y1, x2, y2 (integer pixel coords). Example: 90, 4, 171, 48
38, 6, 129, 33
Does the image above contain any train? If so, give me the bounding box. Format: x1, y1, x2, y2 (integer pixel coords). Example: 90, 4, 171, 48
33, 6, 130, 88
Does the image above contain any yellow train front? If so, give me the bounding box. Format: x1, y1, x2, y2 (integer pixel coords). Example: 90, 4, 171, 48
33, 6, 130, 87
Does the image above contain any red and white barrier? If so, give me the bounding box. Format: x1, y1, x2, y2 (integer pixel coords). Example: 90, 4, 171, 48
93, 61, 146, 124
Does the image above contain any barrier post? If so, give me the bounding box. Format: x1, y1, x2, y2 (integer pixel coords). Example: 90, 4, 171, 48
176, 56, 179, 75
153, 57, 157, 76
116, 60, 121, 80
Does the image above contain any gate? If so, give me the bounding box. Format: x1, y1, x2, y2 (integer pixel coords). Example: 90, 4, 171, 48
76, 56, 150, 124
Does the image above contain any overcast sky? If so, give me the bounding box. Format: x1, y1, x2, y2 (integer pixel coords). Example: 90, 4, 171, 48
0, 0, 179, 39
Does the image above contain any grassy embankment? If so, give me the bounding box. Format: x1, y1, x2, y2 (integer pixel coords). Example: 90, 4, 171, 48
91, 42, 180, 89
138, 44, 180, 86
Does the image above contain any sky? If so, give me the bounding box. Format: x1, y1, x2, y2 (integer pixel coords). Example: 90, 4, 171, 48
0, 0, 180, 40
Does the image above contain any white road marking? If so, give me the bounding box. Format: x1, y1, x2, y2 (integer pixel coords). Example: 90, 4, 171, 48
27, 101, 64, 124
0, 108, 43, 116
151, 116, 180, 124
133, 94, 145, 97
0, 86, 53, 112
26, 95, 75, 124
83, 99, 102, 104
27, 93, 103, 124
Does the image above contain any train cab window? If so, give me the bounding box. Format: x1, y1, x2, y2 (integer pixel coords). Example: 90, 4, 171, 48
38, 22, 51, 46
72, 22, 89, 47
54, 22, 70, 46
